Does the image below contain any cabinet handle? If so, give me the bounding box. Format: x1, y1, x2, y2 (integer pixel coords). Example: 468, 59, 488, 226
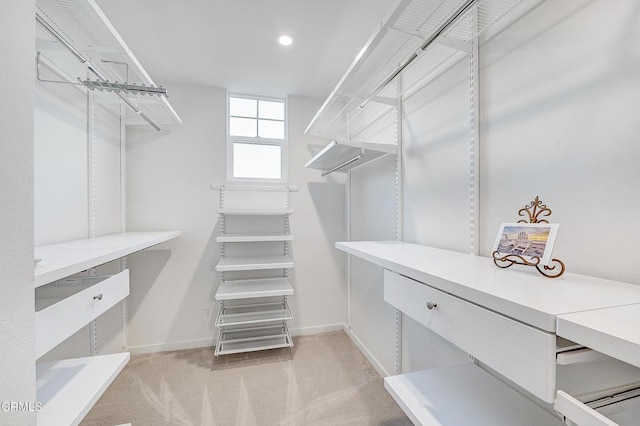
426, 300, 437, 310
93, 294, 103, 301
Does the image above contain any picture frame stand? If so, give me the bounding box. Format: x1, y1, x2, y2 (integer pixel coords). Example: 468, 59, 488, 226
492, 196, 566, 278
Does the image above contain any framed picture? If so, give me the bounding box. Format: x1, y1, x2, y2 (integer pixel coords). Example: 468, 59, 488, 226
492, 223, 560, 266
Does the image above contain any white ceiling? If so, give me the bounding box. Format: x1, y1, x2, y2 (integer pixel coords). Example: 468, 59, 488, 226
96, 0, 398, 99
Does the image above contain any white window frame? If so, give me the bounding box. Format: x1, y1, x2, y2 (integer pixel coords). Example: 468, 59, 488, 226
227, 93, 288, 183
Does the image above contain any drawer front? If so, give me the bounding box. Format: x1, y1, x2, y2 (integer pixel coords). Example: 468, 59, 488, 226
556, 390, 620, 426
35, 270, 130, 359
384, 269, 556, 403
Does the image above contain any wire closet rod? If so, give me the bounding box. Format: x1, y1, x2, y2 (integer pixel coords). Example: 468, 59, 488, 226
35, 13, 162, 132
359, 0, 477, 108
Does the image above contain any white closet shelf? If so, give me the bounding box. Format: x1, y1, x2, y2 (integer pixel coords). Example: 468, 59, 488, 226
36, 352, 130, 426
36, 0, 181, 127
385, 362, 563, 425
35, 231, 181, 288
305, 140, 394, 175
218, 209, 294, 215
215, 301, 293, 327
215, 325, 293, 356
557, 304, 640, 370
305, 0, 540, 141
216, 233, 293, 243
215, 278, 294, 300
336, 241, 640, 333
215, 256, 294, 272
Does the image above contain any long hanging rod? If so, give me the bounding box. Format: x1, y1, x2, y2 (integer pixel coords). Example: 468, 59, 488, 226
359, 0, 477, 109
35, 13, 162, 132
321, 153, 364, 177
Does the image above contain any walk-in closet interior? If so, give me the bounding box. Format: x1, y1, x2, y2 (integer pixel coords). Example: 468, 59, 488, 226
3, 0, 640, 424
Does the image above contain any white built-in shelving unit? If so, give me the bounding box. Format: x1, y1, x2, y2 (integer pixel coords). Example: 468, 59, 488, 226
34, 232, 181, 425
213, 186, 297, 356
35, 0, 182, 130
304, 0, 545, 176
338, 241, 640, 426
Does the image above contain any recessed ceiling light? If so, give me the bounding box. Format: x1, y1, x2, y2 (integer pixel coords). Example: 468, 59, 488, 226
276, 34, 294, 46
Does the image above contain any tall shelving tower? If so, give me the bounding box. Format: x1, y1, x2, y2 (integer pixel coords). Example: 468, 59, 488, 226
213, 185, 297, 355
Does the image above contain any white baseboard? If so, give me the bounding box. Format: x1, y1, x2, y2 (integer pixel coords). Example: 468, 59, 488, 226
343, 325, 390, 378
290, 323, 344, 337
128, 338, 215, 355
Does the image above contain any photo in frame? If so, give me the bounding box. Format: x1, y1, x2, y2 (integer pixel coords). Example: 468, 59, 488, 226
492, 223, 560, 266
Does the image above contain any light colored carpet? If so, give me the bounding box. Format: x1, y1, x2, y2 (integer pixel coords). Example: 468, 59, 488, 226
82, 331, 412, 425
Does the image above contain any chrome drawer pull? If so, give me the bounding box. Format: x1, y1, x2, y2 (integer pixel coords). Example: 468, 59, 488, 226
93, 294, 103, 301
426, 301, 437, 310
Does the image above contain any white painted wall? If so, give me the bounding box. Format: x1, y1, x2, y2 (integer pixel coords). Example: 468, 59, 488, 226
125, 87, 346, 352
0, 1, 36, 423
350, 154, 398, 375
480, 0, 640, 285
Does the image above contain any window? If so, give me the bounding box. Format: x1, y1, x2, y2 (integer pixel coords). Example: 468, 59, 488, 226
227, 94, 287, 181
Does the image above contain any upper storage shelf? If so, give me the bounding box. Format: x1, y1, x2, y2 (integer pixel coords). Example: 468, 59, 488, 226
305, 140, 394, 176
35, 0, 182, 130
305, 0, 540, 142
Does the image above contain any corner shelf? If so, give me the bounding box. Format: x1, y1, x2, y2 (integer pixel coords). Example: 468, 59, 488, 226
35, 231, 182, 288
36, 0, 181, 128
215, 278, 294, 301
216, 233, 293, 243
305, 140, 395, 176
36, 352, 130, 426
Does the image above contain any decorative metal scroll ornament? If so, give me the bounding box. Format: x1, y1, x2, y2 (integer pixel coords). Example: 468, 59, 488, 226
492, 196, 566, 278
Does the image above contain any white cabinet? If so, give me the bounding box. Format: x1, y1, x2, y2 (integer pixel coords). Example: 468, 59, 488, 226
384, 270, 556, 402
35, 270, 129, 359
337, 241, 640, 425
34, 231, 181, 425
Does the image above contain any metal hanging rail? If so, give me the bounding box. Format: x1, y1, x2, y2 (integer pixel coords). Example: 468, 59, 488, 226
35, 12, 163, 132
359, 0, 477, 109
321, 153, 364, 177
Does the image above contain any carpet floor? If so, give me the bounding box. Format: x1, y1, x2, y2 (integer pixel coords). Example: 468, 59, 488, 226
81, 331, 412, 425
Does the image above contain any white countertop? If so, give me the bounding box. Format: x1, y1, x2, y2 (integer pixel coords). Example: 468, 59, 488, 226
35, 231, 182, 287
337, 241, 640, 332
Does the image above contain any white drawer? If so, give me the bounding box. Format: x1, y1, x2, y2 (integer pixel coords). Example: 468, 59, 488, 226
35, 270, 129, 359
384, 269, 557, 403
556, 389, 640, 426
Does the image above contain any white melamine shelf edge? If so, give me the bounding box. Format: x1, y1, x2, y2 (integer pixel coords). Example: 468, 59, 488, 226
218, 209, 293, 215
216, 233, 293, 243
215, 256, 294, 272
211, 184, 299, 192
216, 306, 293, 327
384, 363, 564, 426
215, 278, 294, 300
36, 352, 130, 426
336, 241, 640, 333
34, 231, 181, 287
305, 140, 394, 173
